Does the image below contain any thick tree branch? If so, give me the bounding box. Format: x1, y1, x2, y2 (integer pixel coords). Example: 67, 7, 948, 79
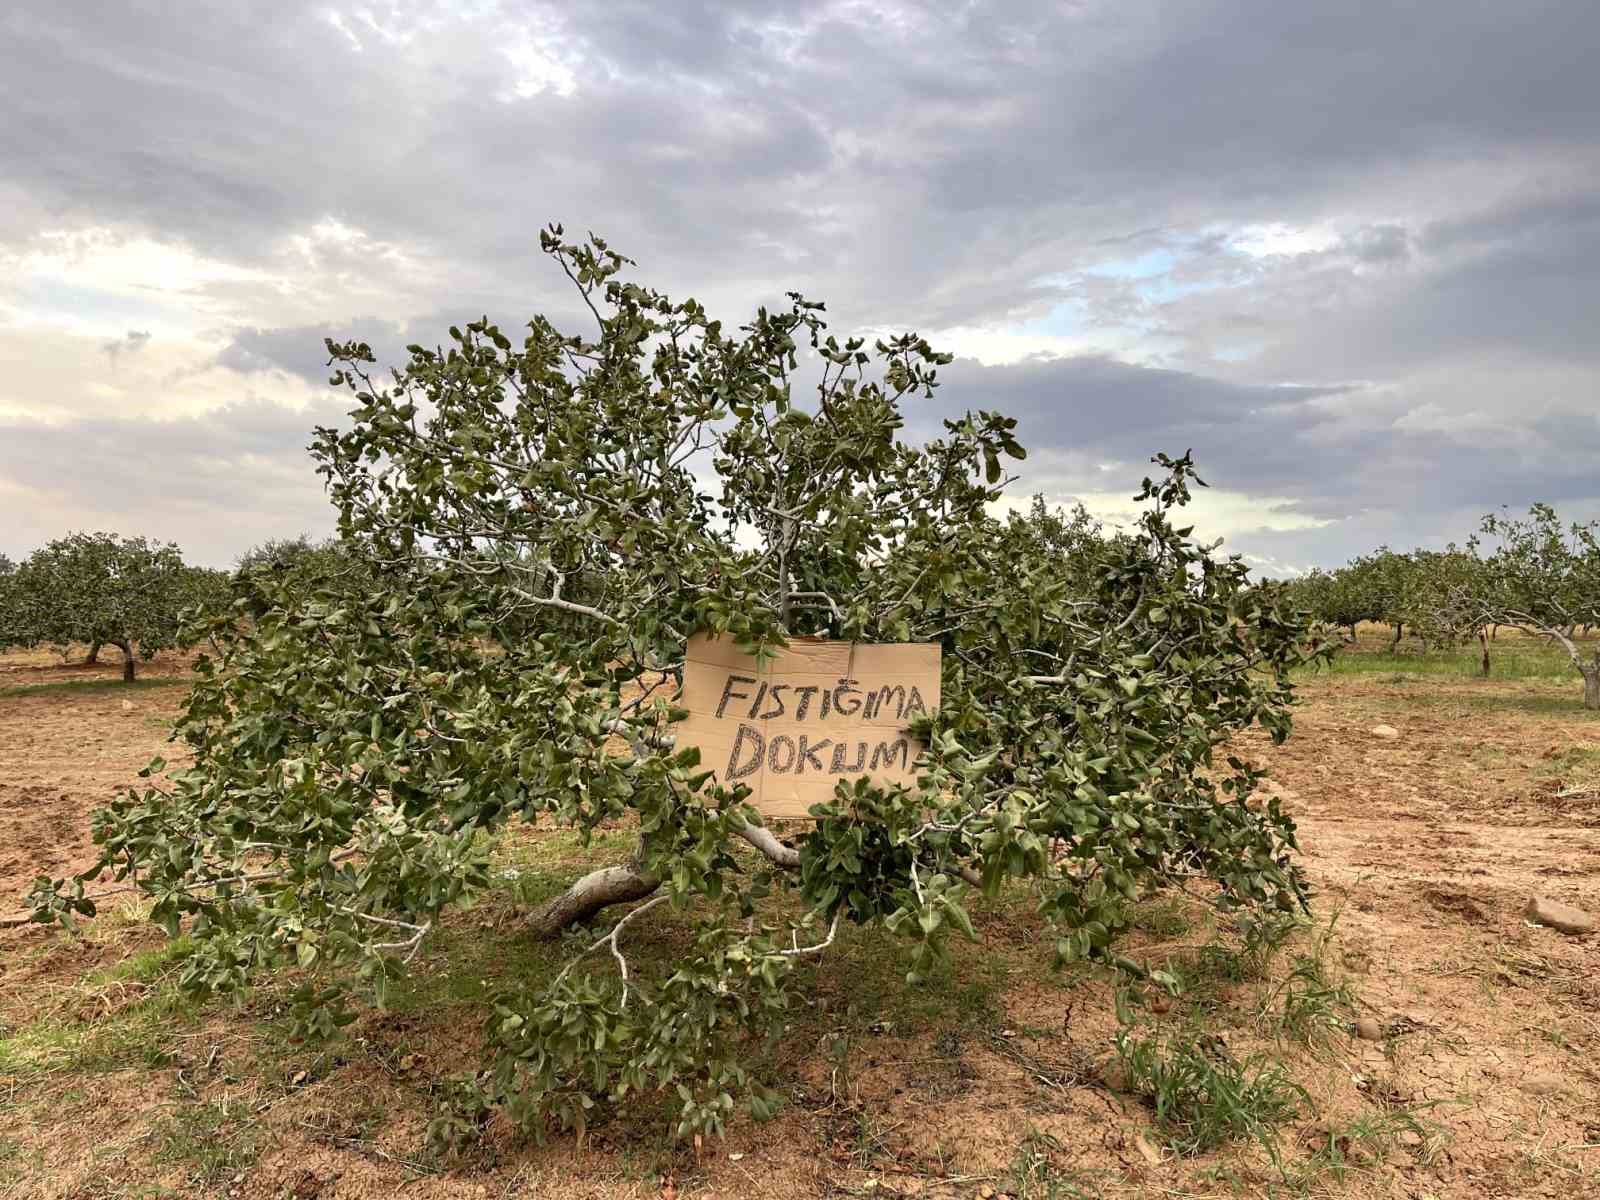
527, 858, 661, 939
733, 820, 800, 868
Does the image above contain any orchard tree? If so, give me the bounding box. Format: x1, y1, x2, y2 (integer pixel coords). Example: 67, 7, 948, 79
1362, 549, 1417, 650
27, 230, 1324, 1145
1479, 505, 1600, 706
236, 534, 350, 578
1395, 547, 1492, 672
1290, 561, 1379, 643
2, 533, 195, 680
231, 534, 376, 607
1290, 551, 1418, 652
236, 533, 323, 573
0, 554, 20, 651
1283, 568, 1336, 628
86, 560, 228, 666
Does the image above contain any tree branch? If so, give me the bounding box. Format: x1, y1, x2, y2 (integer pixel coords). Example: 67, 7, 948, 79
733, 820, 800, 868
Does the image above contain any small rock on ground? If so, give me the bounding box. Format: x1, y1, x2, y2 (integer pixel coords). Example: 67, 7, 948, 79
1369, 724, 1400, 740
1135, 1132, 1164, 1166
1522, 1074, 1566, 1096
1524, 896, 1596, 936
1354, 1017, 1384, 1041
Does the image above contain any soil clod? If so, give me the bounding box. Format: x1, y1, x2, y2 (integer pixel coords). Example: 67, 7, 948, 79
1524, 895, 1596, 935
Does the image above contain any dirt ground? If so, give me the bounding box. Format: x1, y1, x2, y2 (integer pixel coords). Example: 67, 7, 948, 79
2, 634, 1597, 1199
0, 646, 200, 903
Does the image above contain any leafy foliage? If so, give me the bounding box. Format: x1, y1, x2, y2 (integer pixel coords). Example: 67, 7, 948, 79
0, 532, 221, 680
234, 534, 368, 586
1287, 549, 1414, 640
29, 229, 1324, 1144
1479, 504, 1600, 635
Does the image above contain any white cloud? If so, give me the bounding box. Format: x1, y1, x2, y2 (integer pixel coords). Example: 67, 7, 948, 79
1228, 223, 1340, 259
1065, 486, 1335, 538
0, 323, 322, 423
500, 37, 580, 100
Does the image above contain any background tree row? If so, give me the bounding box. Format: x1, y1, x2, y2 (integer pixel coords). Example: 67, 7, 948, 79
1286, 510, 1600, 706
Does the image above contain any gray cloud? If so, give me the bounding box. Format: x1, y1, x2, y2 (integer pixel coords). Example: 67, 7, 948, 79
930, 353, 1600, 568
101, 329, 152, 361
0, 400, 339, 567
218, 321, 403, 382
2, 0, 1598, 572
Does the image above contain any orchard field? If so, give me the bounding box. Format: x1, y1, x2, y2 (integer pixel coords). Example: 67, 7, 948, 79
2, 628, 1597, 1200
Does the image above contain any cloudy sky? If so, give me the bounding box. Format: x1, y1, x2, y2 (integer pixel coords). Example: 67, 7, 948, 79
3, 2, 1597, 573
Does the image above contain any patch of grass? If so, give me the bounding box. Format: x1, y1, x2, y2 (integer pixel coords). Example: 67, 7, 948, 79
1543, 745, 1600, 790
0, 1136, 25, 1190
841, 1107, 902, 1171
1007, 1128, 1105, 1199
0, 676, 189, 698
1163, 913, 1296, 1009
1163, 945, 1247, 1011
1127, 896, 1195, 939
1113, 1026, 1306, 1158
1314, 637, 1585, 681
1255, 953, 1354, 1049
380, 828, 675, 1017
1486, 943, 1589, 1002
1254, 908, 1356, 1049
494, 824, 637, 875
91, 937, 196, 987
1416, 690, 1600, 719
1294, 1107, 1449, 1189
799, 922, 1012, 1037
297, 1093, 391, 1146
149, 1099, 264, 1187
0, 978, 200, 1080
379, 921, 576, 1017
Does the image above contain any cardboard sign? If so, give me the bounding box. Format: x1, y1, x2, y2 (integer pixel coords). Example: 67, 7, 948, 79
677, 634, 941, 819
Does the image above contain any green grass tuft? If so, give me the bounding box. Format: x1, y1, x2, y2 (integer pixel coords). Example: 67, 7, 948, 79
1113, 1026, 1306, 1158
1007, 1128, 1106, 1199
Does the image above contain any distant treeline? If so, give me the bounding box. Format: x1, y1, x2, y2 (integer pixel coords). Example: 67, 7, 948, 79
1281, 504, 1600, 705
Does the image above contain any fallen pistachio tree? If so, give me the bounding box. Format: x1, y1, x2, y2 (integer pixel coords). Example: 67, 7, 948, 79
26, 229, 1324, 1144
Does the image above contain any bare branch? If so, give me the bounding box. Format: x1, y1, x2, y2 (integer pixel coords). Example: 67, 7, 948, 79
733, 820, 800, 868
780, 912, 840, 957
787, 591, 842, 621
550, 892, 671, 1005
